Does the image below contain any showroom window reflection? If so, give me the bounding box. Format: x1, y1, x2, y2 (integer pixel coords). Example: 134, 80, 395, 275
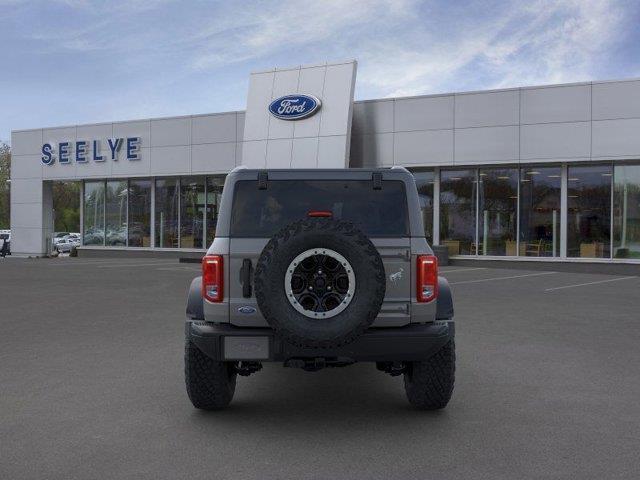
83, 181, 105, 246
613, 164, 640, 259
417, 163, 640, 261
155, 177, 180, 248
129, 179, 152, 247
567, 165, 612, 259
412, 170, 434, 244
478, 168, 518, 256
84, 175, 225, 248
206, 176, 225, 246
180, 177, 206, 249
80, 166, 640, 260
520, 167, 561, 257
105, 180, 128, 246
440, 169, 477, 256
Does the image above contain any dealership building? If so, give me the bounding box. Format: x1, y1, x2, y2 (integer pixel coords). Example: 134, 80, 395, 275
10, 60, 640, 263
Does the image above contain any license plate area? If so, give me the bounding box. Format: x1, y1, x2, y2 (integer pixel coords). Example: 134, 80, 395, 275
223, 336, 270, 360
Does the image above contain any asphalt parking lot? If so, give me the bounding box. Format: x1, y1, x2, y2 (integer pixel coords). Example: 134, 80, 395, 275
1, 257, 639, 480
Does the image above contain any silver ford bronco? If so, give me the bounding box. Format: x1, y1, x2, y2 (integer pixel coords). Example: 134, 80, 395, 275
185, 167, 455, 409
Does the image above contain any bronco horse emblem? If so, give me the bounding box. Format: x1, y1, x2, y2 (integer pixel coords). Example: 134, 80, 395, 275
389, 268, 404, 283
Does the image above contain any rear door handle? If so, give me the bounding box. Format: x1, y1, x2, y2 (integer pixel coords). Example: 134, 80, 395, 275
240, 259, 252, 298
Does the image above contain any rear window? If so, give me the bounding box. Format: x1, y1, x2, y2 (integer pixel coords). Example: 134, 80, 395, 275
230, 180, 409, 237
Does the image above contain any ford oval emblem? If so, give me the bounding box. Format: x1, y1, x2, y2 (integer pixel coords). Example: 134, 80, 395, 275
238, 306, 257, 315
268, 94, 321, 120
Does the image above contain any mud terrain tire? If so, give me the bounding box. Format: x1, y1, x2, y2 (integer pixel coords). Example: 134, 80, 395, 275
185, 332, 237, 410
404, 340, 455, 410
254, 218, 386, 349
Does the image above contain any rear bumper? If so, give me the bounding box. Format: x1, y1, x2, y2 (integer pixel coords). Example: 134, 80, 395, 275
187, 321, 454, 362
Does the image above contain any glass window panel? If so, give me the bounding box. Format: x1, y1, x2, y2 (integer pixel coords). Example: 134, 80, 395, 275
613, 164, 640, 259
128, 179, 151, 247
180, 177, 206, 248
440, 169, 477, 255
105, 180, 128, 246
412, 170, 434, 244
519, 167, 561, 257
230, 180, 409, 237
83, 181, 105, 246
206, 176, 225, 246
155, 178, 179, 248
567, 165, 612, 258
478, 168, 518, 256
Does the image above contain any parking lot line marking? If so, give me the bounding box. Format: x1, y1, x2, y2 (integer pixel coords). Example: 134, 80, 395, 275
440, 267, 488, 273
544, 276, 637, 292
449, 271, 557, 285
96, 261, 180, 268
156, 267, 200, 271
42, 259, 176, 266
41, 260, 136, 266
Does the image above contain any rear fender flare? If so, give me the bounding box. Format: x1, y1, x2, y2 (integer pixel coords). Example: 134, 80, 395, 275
186, 276, 204, 320
436, 276, 454, 320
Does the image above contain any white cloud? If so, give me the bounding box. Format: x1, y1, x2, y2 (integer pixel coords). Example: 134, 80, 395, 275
1, 0, 637, 143
356, 0, 627, 97
487, 0, 625, 88
189, 0, 416, 70
8, 0, 635, 97
184, 0, 630, 97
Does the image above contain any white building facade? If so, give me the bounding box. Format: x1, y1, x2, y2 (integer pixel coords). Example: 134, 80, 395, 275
10, 60, 640, 263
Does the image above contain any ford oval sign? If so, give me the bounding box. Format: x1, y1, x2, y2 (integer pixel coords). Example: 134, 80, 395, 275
238, 306, 257, 315
268, 94, 321, 120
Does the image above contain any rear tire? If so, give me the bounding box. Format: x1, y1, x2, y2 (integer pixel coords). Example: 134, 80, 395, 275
404, 340, 455, 410
185, 334, 237, 410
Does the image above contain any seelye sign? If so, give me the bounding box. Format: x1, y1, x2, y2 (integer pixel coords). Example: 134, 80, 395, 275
268, 94, 321, 120
41, 137, 141, 165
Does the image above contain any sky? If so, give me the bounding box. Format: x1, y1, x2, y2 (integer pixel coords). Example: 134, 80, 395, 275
1, 0, 639, 143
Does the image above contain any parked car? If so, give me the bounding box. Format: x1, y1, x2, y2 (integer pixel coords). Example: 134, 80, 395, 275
106, 228, 127, 246
83, 228, 104, 245
54, 237, 80, 253
52, 232, 70, 247
0, 229, 10, 256
184, 167, 455, 410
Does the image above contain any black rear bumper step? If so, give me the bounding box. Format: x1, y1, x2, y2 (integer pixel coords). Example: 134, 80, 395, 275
187, 321, 454, 362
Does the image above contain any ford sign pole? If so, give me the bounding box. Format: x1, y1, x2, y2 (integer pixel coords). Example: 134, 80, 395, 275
268, 94, 321, 120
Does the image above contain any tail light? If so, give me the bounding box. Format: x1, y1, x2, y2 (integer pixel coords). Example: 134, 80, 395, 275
416, 254, 438, 302
202, 255, 223, 302
307, 210, 333, 217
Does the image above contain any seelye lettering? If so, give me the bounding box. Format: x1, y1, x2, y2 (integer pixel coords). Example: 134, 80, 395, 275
41, 137, 140, 165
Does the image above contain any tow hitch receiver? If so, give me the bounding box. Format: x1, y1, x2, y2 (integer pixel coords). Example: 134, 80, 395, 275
376, 361, 407, 376
284, 357, 355, 371
235, 361, 263, 376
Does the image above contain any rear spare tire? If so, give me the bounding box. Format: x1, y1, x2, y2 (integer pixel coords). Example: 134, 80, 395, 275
254, 218, 385, 348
